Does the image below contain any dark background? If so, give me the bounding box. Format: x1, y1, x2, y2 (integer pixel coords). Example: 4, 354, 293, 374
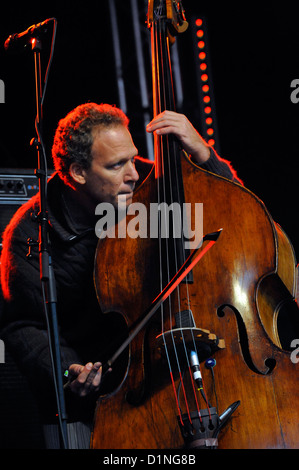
0, 0, 298, 450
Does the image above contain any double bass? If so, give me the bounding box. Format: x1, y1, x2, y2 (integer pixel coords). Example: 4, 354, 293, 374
91, 0, 299, 449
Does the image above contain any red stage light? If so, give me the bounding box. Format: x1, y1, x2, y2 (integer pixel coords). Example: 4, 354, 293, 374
195, 18, 218, 149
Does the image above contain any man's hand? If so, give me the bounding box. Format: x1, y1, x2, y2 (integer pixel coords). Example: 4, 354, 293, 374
65, 362, 103, 397
146, 110, 210, 164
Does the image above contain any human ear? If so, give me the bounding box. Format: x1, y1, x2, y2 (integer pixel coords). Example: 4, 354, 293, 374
69, 162, 87, 185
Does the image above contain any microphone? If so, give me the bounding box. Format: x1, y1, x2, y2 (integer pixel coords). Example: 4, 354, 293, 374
189, 350, 202, 388
4, 18, 53, 52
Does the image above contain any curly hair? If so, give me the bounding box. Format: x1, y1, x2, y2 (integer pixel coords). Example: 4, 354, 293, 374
52, 102, 129, 186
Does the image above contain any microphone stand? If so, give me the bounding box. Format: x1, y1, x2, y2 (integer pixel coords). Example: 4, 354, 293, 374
31, 35, 69, 450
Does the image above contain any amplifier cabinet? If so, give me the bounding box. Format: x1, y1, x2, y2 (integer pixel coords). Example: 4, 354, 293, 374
0, 168, 47, 247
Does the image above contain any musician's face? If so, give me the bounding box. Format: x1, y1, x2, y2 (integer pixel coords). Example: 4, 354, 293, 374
79, 125, 139, 208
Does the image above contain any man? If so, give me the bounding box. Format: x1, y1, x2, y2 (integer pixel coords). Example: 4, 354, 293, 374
0, 102, 241, 447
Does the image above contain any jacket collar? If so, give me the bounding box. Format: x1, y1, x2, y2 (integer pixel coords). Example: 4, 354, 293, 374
46, 172, 95, 242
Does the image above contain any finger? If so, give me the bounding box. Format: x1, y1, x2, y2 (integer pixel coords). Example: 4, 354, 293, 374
84, 362, 102, 390
153, 126, 178, 136
147, 110, 181, 127
69, 362, 94, 393
146, 116, 180, 132
154, 110, 179, 121
89, 362, 102, 390
74, 362, 103, 397
68, 363, 85, 378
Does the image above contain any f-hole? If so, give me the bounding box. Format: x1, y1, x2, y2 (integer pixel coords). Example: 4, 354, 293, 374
217, 304, 276, 375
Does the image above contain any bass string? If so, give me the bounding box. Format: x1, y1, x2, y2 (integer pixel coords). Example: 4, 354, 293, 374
161, 29, 205, 420
152, 17, 180, 416
153, 16, 205, 423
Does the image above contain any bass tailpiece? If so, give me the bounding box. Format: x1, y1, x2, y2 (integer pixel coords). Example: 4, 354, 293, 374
178, 401, 240, 449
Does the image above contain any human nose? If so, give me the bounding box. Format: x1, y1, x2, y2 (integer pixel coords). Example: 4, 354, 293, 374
125, 160, 139, 183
